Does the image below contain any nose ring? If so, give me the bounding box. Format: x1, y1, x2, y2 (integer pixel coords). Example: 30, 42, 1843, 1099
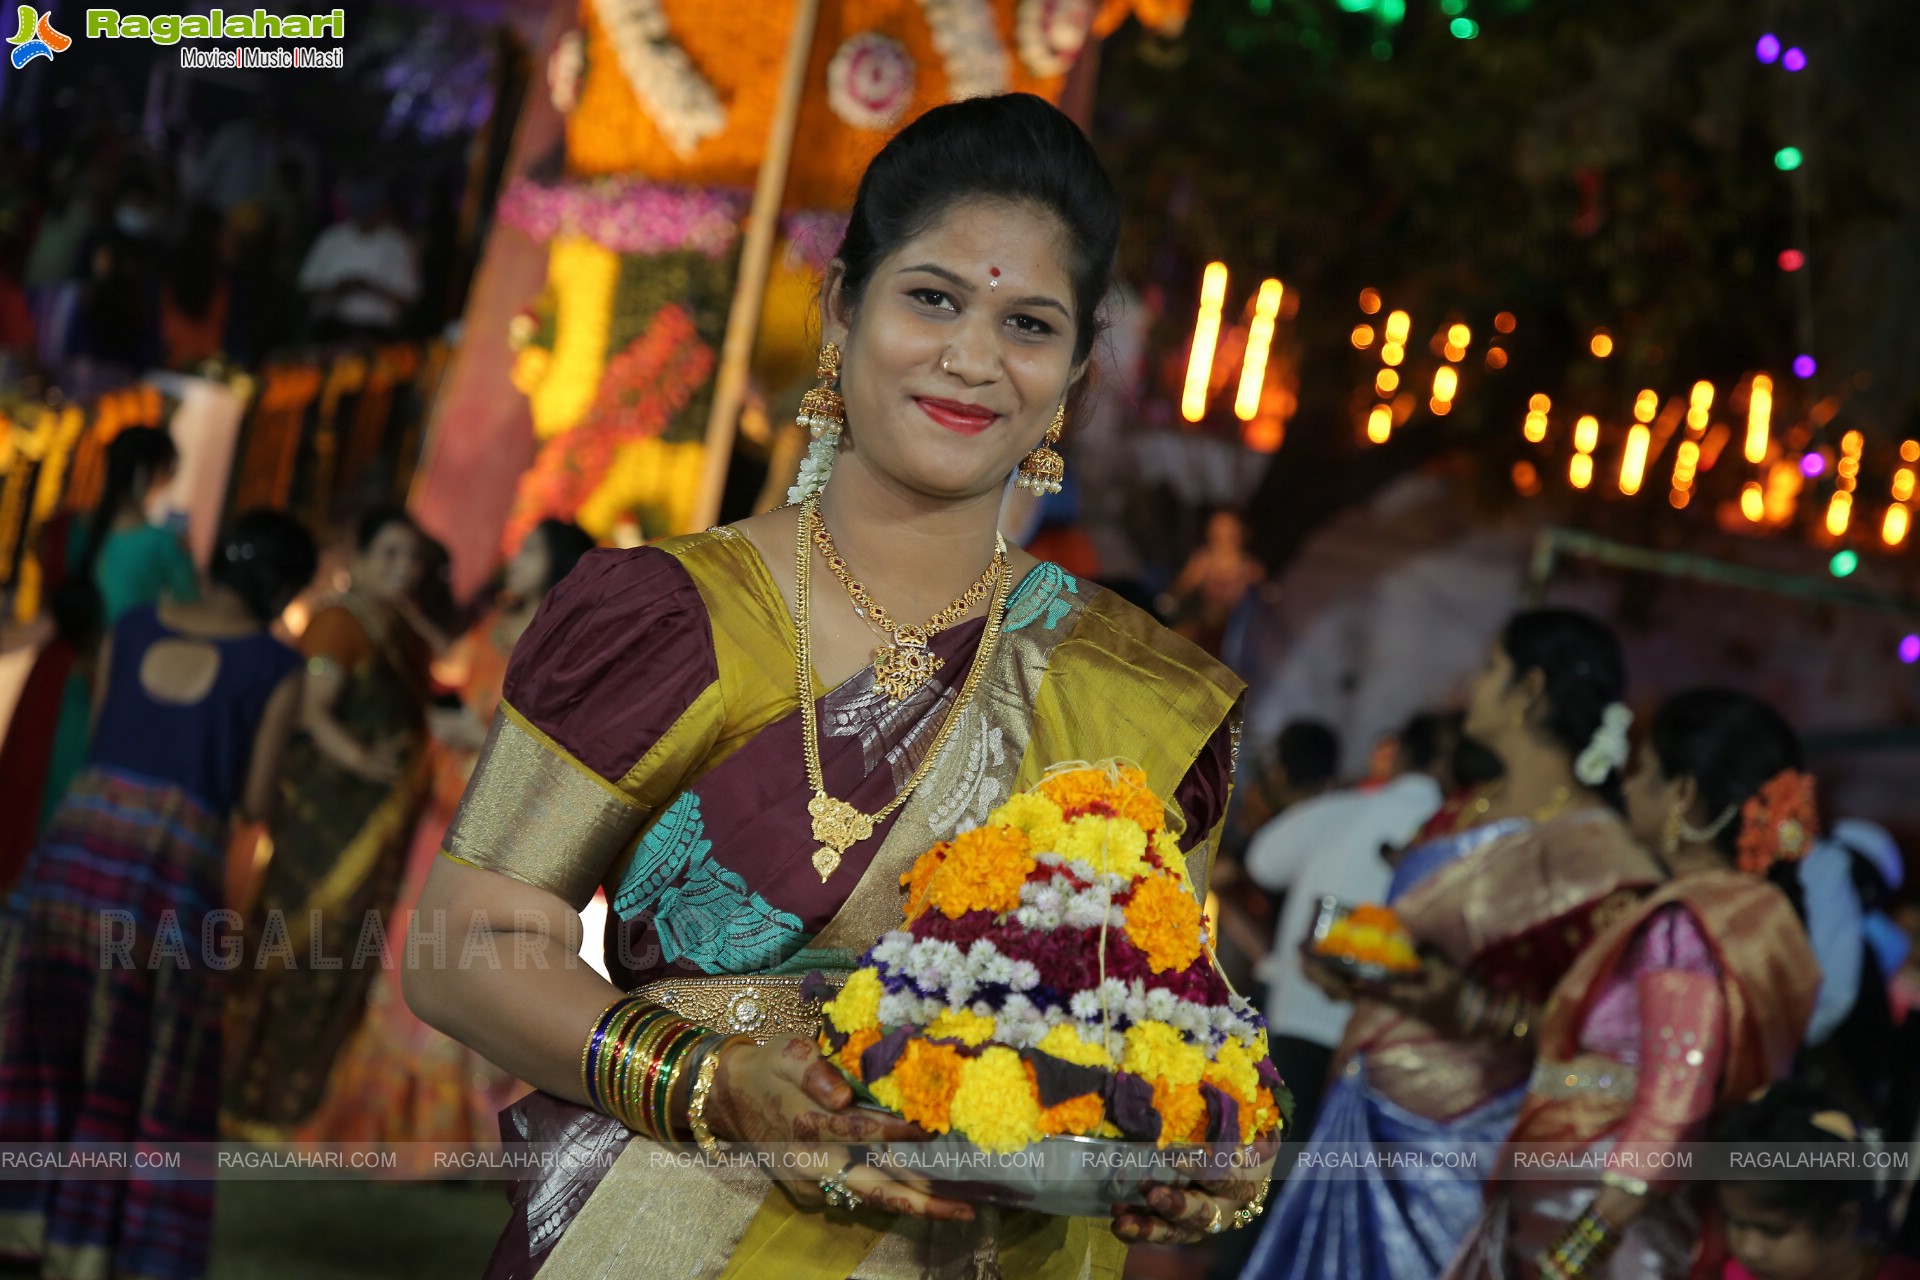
942, 357, 952, 373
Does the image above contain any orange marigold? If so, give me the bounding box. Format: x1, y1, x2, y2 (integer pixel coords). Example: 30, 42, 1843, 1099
1151, 1077, 1208, 1148
1037, 1092, 1106, 1137
837, 1027, 882, 1081
872, 1039, 969, 1134
1126, 875, 1205, 973
901, 844, 947, 921
1037, 765, 1161, 830
925, 825, 1034, 919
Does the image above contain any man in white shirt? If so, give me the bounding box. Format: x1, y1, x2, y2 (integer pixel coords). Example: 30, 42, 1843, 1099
297, 182, 420, 342
1245, 713, 1456, 1137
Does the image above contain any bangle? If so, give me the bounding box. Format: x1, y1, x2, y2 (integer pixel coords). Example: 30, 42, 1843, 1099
688, 1036, 747, 1154
613, 1013, 684, 1136
1601, 1167, 1650, 1197
580, 997, 629, 1106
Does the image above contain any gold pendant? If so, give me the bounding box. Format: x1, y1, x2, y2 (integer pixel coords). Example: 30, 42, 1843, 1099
872, 627, 942, 702
808, 791, 875, 881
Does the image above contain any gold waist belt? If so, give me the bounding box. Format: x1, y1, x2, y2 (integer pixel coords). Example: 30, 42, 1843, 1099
1531, 1055, 1638, 1102
632, 974, 844, 1041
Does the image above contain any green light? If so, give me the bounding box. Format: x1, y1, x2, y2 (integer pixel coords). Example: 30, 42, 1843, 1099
1250, 0, 1272, 13
1440, 0, 1466, 12
1775, 147, 1804, 171
1450, 17, 1479, 37
1830, 550, 1859, 578
1380, 0, 1406, 22
1371, 38, 1394, 59
1335, 0, 1373, 11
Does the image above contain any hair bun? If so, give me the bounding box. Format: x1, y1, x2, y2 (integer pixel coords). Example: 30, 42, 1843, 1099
1736, 769, 1818, 875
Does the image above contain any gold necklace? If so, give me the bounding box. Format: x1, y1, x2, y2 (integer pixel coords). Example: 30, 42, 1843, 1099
1469, 782, 1575, 823
805, 499, 1005, 703
795, 504, 1012, 882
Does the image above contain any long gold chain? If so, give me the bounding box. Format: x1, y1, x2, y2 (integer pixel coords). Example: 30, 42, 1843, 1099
804, 497, 1005, 702
795, 503, 1011, 882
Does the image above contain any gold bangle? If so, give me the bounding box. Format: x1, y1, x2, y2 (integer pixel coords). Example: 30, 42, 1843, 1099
614, 1014, 684, 1135
688, 1036, 744, 1154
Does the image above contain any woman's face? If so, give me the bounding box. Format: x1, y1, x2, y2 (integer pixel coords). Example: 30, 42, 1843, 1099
1715, 1185, 1858, 1280
1462, 641, 1522, 745
356, 521, 423, 602
503, 532, 551, 602
824, 197, 1082, 502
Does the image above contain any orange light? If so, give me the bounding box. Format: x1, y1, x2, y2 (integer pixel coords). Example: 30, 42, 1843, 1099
1366, 404, 1393, 443
1619, 424, 1651, 496
1842, 429, 1863, 456
1376, 368, 1400, 396
1884, 503, 1911, 547
1429, 397, 1453, 416
1512, 460, 1540, 495
1351, 324, 1376, 349
1359, 288, 1382, 315
1674, 439, 1701, 484
1570, 453, 1594, 489
1447, 323, 1472, 350
1181, 262, 1229, 423
1740, 483, 1766, 522
1903, 440, 1920, 463
1494, 311, 1517, 334
1524, 410, 1549, 442
1384, 310, 1411, 344
1590, 331, 1614, 358
1485, 347, 1508, 370
1381, 343, 1404, 368
1634, 389, 1659, 424
1234, 278, 1286, 421
1443, 344, 1466, 363
1670, 488, 1691, 509
1827, 491, 1853, 537
1529, 393, 1551, 413
1432, 367, 1459, 401
1574, 415, 1599, 454
1895, 468, 1916, 502
1745, 374, 1773, 464
1688, 380, 1715, 433
1839, 457, 1860, 480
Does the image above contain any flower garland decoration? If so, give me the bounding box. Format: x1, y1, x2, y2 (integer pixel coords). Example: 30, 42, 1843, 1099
1015, 0, 1096, 78
916, 0, 1010, 101
586, 0, 726, 158
495, 177, 747, 259
818, 762, 1287, 1155
548, 29, 586, 114
1574, 702, 1633, 786
826, 32, 917, 131
1736, 768, 1819, 875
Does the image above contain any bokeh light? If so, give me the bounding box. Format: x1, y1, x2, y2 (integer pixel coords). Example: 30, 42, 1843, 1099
1782, 47, 1806, 72
1756, 34, 1781, 63
1793, 354, 1817, 379
1829, 549, 1859, 578
1900, 635, 1920, 665
1777, 249, 1805, 272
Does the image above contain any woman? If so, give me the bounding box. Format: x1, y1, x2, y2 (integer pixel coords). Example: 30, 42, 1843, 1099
1443, 689, 1819, 1280
404, 95, 1268, 1279
295, 520, 592, 1155
223, 506, 433, 1137
1246, 609, 1666, 1280
0, 426, 197, 887
0, 511, 315, 1280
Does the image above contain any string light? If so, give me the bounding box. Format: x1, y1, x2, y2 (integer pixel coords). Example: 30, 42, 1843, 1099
1895, 468, 1916, 503
1494, 312, 1516, 334
1745, 374, 1773, 464
1634, 389, 1659, 424
1181, 262, 1228, 423
1447, 323, 1471, 351
1524, 410, 1548, 442
1570, 453, 1594, 489
1884, 503, 1910, 548
1741, 482, 1766, 522
1376, 369, 1400, 395
1793, 354, 1817, 379
1366, 403, 1392, 444
1901, 635, 1920, 665
1381, 343, 1404, 367
1358, 288, 1382, 315
1384, 310, 1411, 344
1485, 347, 1508, 370
1589, 331, 1614, 358
1620, 424, 1651, 496
1782, 47, 1806, 72
1756, 33, 1781, 63
1774, 147, 1804, 172
1687, 381, 1715, 433
1778, 249, 1805, 272
1432, 367, 1459, 401
1512, 460, 1541, 496
1829, 549, 1858, 577
1351, 324, 1375, 349
1234, 278, 1285, 421
1904, 440, 1920, 463
1574, 414, 1599, 454
1826, 490, 1852, 537
1802, 453, 1827, 478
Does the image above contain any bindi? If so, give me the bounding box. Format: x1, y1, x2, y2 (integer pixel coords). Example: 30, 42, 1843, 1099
988, 267, 1000, 290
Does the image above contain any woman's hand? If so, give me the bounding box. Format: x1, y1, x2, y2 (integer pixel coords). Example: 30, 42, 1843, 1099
705, 1036, 975, 1222
1297, 941, 1359, 1002
1112, 1133, 1279, 1245
1358, 950, 1464, 1028
350, 734, 411, 785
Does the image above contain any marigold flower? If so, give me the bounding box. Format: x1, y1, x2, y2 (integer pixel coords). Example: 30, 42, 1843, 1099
948, 1047, 1043, 1154
901, 845, 946, 922
1150, 830, 1191, 885
1151, 1077, 1208, 1147
870, 1039, 969, 1134
1036, 1024, 1114, 1069
1202, 1038, 1261, 1104
926, 825, 1035, 919
1037, 1092, 1106, 1137
925, 1009, 997, 1047
1125, 876, 1205, 974
838, 1027, 881, 1080
1036, 765, 1157, 827
1122, 1020, 1206, 1086
824, 967, 883, 1034
990, 792, 1067, 852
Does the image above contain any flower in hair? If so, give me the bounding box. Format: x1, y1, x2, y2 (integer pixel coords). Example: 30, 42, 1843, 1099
1736, 769, 1819, 875
1574, 702, 1633, 787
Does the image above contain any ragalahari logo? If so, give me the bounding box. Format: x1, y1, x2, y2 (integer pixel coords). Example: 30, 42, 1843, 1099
9, 5, 71, 66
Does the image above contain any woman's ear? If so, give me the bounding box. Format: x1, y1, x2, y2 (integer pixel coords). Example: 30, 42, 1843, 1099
821, 259, 852, 349
1670, 773, 1702, 824
1517, 667, 1549, 725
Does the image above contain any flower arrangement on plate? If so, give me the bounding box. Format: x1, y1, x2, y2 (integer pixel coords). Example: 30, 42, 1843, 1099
1309, 898, 1420, 979
814, 762, 1286, 1214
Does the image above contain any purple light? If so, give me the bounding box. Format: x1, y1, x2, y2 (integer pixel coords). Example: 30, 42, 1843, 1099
1756, 34, 1781, 63
1902, 635, 1920, 665
1801, 453, 1826, 478
1793, 354, 1817, 379
1782, 47, 1807, 72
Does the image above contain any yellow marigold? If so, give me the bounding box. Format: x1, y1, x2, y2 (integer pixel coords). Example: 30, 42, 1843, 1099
901, 845, 946, 922
1035, 1024, 1114, 1069
1151, 1077, 1209, 1148
1202, 1037, 1261, 1106
838, 1027, 881, 1081
1125, 876, 1205, 974
926, 1008, 997, 1047
947, 1047, 1043, 1155
1054, 815, 1152, 880
1037, 766, 1157, 826
989, 792, 1067, 852
869, 1038, 968, 1135
824, 967, 883, 1035
1151, 830, 1191, 885
1122, 1020, 1206, 1087
1037, 1092, 1105, 1137
1247, 1087, 1282, 1143
926, 825, 1034, 919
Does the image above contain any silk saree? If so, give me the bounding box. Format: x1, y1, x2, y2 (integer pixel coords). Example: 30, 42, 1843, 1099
441, 530, 1244, 1280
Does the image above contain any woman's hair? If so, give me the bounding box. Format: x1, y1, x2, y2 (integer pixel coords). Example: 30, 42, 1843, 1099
83, 427, 177, 572
412, 533, 460, 636
210, 509, 319, 623
1648, 688, 1804, 859
354, 504, 417, 553
1713, 1080, 1885, 1237
168, 204, 225, 320
1499, 608, 1628, 785
832, 93, 1121, 368
530, 519, 595, 597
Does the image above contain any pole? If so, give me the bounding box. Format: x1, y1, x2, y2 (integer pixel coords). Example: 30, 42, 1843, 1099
689, 0, 822, 531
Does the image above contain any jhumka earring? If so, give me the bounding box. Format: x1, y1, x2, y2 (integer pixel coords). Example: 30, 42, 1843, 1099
1015, 403, 1067, 495
1661, 804, 1683, 857
786, 343, 847, 505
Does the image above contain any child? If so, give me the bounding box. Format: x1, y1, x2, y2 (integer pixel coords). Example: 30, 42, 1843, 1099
1713, 1083, 1920, 1280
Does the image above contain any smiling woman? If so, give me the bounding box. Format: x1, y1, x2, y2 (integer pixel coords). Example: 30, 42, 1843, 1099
403, 95, 1267, 1280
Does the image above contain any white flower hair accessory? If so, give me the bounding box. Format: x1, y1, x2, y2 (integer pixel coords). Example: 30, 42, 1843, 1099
1575, 702, 1634, 786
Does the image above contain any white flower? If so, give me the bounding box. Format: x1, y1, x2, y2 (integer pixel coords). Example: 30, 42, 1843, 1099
871, 931, 913, 966
588, 0, 726, 156
1069, 991, 1105, 1021
1575, 702, 1634, 787
1171, 1000, 1210, 1037
878, 992, 919, 1026
1143, 988, 1178, 1022
1062, 889, 1111, 930
1008, 960, 1041, 992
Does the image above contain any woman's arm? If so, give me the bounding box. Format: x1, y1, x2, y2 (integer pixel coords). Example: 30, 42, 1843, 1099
237, 668, 304, 822
301, 660, 405, 782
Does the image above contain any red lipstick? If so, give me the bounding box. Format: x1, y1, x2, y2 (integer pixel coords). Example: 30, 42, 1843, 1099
915, 397, 999, 436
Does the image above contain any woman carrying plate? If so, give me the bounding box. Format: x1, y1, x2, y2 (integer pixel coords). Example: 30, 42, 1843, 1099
405, 95, 1269, 1280
1246, 610, 1665, 1280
